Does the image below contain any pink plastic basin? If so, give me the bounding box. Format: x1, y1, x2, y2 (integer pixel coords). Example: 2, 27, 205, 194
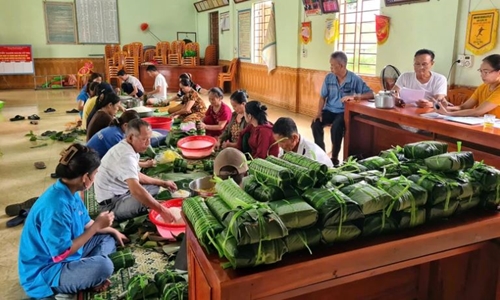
177, 135, 217, 159
149, 199, 185, 240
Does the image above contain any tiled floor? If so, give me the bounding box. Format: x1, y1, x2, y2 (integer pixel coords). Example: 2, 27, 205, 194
0, 89, 336, 299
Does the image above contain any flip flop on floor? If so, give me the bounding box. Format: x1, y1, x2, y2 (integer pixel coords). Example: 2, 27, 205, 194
28, 114, 40, 120
6, 208, 30, 228
34, 161, 46, 169
66, 108, 79, 114
9, 115, 25, 122
30, 121, 38, 125
44, 108, 56, 113
5, 197, 38, 216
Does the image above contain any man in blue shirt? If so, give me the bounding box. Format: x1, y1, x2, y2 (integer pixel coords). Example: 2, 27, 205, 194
311, 51, 374, 166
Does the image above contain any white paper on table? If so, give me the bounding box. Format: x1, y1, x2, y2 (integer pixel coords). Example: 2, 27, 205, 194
399, 88, 426, 105
420, 112, 446, 119
444, 116, 484, 125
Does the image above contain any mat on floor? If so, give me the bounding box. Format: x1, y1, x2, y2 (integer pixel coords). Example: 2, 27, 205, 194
77, 245, 174, 300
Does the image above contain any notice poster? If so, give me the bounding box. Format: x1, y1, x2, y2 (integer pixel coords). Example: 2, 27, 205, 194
0, 45, 34, 75
238, 9, 251, 59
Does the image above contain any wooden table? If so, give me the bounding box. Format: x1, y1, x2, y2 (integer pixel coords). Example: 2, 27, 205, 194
187, 211, 500, 300
139, 65, 223, 92
344, 101, 500, 168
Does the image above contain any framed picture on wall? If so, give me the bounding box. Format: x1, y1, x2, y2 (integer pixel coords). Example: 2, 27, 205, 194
302, 0, 322, 16
320, 0, 340, 13
385, 0, 429, 6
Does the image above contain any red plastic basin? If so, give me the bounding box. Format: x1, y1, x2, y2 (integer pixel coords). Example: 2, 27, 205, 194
143, 116, 173, 131
177, 135, 217, 159
149, 199, 185, 240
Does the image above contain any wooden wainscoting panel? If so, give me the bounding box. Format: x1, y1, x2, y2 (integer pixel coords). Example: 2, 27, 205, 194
238, 62, 298, 112
0, 58, 105, 90
297, 68, 328, 117
360, 75, 382, 94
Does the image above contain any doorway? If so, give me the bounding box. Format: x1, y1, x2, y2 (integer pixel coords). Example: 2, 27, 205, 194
209, 11, 219, 64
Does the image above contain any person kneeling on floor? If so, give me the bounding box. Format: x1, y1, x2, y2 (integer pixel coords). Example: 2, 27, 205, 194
94, 118, 178, 222
273, 117, 333, 167
18, 144, 127, 299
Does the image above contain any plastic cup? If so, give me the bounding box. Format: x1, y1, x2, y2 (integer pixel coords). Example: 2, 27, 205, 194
483, 114, 496, 128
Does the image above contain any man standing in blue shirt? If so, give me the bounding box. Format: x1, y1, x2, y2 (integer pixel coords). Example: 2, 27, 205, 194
311, 51, 374, 166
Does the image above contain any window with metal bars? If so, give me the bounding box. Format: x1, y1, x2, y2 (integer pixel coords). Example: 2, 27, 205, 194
253, 1, 273, 64
337, 0, 380, 75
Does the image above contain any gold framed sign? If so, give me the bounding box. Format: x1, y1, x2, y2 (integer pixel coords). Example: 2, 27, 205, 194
466, 9, 499, 55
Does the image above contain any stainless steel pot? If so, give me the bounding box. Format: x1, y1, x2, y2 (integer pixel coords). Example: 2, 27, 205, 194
189, 176, 216, 198
374, 91, 395, 109
120, 96, 141, 109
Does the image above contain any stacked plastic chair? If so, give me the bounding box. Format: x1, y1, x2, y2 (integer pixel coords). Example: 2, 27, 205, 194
203, 44, 218, 66
153, 41, 170, 65
182, 42, 200, 66
104, 44, 120, 82
76, 60, 94, 90
168, 40, 185, 66
218, 58, 238, 92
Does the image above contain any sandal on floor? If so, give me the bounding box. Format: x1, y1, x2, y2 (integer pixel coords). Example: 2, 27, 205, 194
9, 115, 25, 121
5, 197, 38, 216
34, 161, 46, 169
30, 120, 39, 125
44, 107, 56, 113
50, 172, 60, 179
6, 209, 30, 228
28, 114, 40, 120
66, 108, 79, 114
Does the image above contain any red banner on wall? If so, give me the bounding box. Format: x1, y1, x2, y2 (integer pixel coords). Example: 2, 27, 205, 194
375, 15, 390, 45
0, 45, 32, 63
0, 45, 34, 75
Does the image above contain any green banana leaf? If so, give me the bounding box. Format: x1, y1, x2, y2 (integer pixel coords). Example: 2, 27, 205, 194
159, 171, 209, 182
283, 228, 322, 253
456, 196, 481, 214
253, 184, 285, 202
268, 197, 318, 229
109, 248, 135, 271
242, 175, 260, 197
144, 163, 174, 176
379, 145, 406, 163
216, 231, 288, 269
340, 181, 393, 215
329, 171, 364, 188
154, 269, 186, 293
466, 162, 500, 193
321, 223, 362, 244
377, 176, 428, 213
357, 170, 384, 185
424, 151, 474, 172
358, 156, 396, 171
126, 275, 159, 300
161, 282, 188, 300
480, 191, 500, 210
399, 159, 427, 177
336, 156, 368, 173
403, 141, 448, 159
302, 188, 364, 227
182, 197, 223, 253
206, 195, 234, 226
408, 172, 462, 207
426, 199, 460, 221
362, 212, 398, 237
394, 207, 427, 229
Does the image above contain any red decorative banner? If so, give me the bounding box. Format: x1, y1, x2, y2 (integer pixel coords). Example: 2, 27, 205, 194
300, 21, 312, 45
375, 15, 390, 45
0, 45, 32, 63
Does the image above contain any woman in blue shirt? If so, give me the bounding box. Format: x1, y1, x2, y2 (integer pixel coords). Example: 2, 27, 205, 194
18, 144, 127, 299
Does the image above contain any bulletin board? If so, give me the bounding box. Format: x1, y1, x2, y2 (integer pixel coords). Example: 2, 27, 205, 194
43, 1, 77, 44
238, 9, 252, 60
0, 45, 34, 75
75, 0, 120, 44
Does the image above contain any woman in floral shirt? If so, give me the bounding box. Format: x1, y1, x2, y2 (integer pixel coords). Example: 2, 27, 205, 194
169, 78, 207, 122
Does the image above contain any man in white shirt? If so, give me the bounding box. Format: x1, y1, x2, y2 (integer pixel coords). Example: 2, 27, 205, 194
272, 117, 334, 167
117, 69, 144, 98
145, 65, 168, 105
394, 49, 447, 108
94, 118, 177, 222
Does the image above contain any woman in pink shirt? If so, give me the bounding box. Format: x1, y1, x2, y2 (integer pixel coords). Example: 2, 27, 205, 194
197, 87, 232, 138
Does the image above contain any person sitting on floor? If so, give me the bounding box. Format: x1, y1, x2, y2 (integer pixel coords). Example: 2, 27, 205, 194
214, 147, 249, 185
197, 87, 232, 138
117, 69, 145, 98
217, 90, 248, 150
169, 78, 207, 122
145, 65, 168, 105
18, 143, 127, 299
86, 92, 122, 141
272, 117, 333, 167
236, 100, 279, 159
75, 73, 103, 117
94, 118, 178, 222
83, 82, 114, 129
167, 73, 207, 104
436, 54, 500, 118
